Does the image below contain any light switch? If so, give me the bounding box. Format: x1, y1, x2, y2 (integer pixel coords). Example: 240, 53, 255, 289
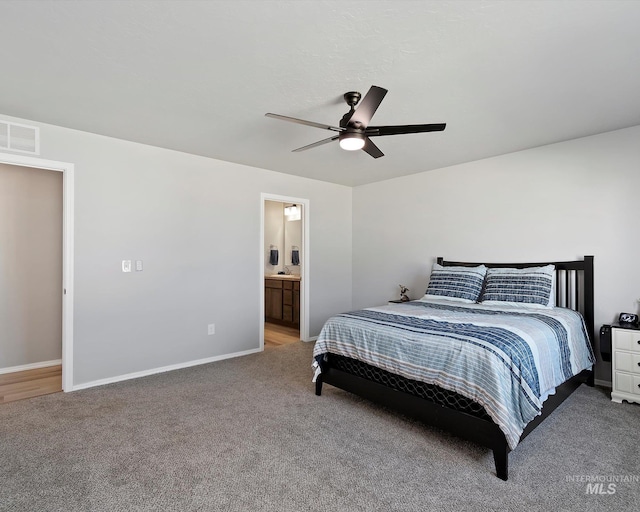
135, 260, 143, 271
122, 260, 132, 273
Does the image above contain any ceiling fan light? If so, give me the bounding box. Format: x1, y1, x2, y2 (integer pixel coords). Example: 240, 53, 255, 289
339, 133, 365, 151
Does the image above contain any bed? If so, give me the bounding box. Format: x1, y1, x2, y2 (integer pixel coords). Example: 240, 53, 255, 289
312, 256, 595, 480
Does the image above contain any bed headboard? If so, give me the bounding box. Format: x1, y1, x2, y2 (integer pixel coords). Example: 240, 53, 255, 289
436, 256, 595, 345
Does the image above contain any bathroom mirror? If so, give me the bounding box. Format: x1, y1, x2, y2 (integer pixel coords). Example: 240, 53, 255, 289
264, 200, 302, 274
284, 203, 302, 266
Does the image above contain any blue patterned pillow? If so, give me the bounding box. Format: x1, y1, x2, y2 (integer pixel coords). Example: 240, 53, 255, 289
423, 264, 487, 303
480, 265, 555, 308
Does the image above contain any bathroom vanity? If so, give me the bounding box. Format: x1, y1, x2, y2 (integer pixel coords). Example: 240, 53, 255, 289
265, 275, 300, 327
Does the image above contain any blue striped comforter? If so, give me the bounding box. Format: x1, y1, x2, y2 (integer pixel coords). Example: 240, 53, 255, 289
313, 299, 595, 449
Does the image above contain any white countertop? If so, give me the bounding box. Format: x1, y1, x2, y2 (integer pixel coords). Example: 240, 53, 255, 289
265, 274, 301, 281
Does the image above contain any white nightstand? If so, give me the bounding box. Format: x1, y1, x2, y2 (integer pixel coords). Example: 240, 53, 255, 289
611, 325, 640, 405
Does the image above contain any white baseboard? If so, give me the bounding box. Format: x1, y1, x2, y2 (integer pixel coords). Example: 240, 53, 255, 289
594, 378, 611, 388
0, 359, 62, 375
71, 348, 262, 391
303, 336, 318, 342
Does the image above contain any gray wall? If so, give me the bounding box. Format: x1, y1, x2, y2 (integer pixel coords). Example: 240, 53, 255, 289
0, 114, 352, 387
352, 125, 640, 383
8, 110, 633, 387
0, 163, 62, 369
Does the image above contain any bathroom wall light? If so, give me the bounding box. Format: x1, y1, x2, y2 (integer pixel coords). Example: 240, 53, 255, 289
284, 204, 301, 220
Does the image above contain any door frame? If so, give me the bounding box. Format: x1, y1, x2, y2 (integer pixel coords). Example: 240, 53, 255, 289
260, 193, 310, 347
0, 152, 74, 391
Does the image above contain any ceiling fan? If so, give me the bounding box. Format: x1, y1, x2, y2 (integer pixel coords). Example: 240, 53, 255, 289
265, 85, 446, 159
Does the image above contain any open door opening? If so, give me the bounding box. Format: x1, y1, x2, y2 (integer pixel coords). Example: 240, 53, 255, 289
0, 153, 74, 394
260, 194, 309, 350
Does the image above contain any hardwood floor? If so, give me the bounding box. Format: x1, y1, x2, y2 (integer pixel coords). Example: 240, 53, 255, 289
264, 322, 300, 349
0, 365, 62, 404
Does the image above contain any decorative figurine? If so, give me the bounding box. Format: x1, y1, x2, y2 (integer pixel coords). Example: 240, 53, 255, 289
399, 285, 410, 302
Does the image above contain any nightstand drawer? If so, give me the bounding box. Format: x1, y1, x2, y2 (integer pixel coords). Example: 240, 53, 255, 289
614, 372, 640, 396
614, 352, 640, 375
613, 329, 640, 353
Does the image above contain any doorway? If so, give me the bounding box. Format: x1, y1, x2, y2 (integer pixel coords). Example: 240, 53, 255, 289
0, 153, 74, 393
0, 163, 61, 401
260, 194, 309, 350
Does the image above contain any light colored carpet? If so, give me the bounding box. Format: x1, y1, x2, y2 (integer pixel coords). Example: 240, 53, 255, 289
1, 341, 638, 512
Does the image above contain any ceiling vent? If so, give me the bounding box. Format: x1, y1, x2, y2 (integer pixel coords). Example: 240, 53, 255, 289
0, 120, 40, 154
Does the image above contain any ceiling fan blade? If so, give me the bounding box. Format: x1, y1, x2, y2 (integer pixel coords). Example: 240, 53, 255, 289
292, 135, 340, 152
366, 123, 446, 136
362, 137, 384, 159
265, 113, 342, 132
345, 86, 388, 129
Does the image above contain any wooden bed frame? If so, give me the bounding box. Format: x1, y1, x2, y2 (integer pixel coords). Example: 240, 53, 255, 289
314, 256, 595, 480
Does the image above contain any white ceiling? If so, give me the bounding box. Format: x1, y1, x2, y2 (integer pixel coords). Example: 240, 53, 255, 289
1, 1, 639, 187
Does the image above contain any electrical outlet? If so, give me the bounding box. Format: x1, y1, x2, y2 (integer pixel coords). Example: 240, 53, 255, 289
122, 260, 132, 273
207, 323, 215, 335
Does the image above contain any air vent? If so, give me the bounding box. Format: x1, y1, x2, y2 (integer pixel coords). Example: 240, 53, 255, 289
0, 120, 40, 154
